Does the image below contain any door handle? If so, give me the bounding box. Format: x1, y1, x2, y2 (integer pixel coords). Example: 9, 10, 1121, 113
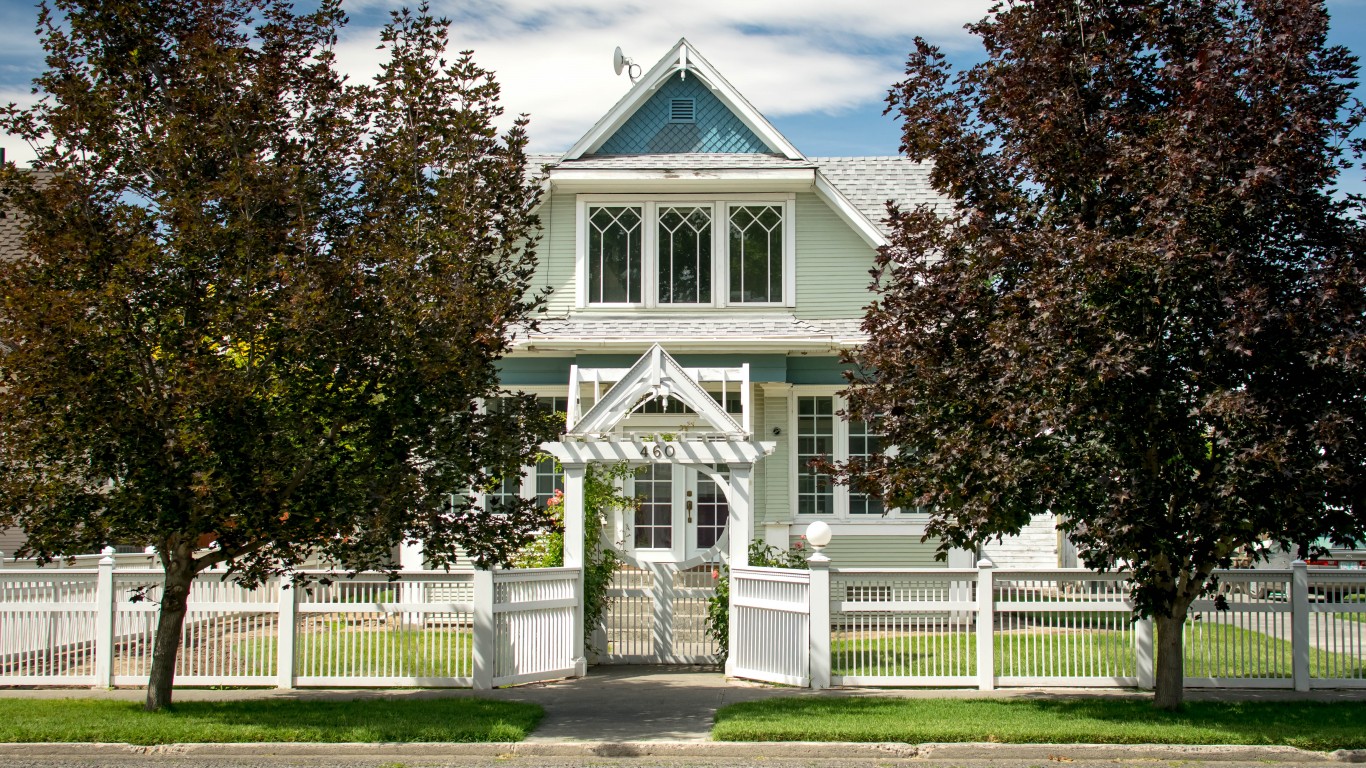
686, 499, 693, 522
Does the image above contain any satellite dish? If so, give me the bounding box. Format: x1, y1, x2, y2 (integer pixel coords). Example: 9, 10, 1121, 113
613, 47, 626, 76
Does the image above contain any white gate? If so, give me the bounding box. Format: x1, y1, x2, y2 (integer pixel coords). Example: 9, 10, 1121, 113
727, 566, 810, 686
601, 562, 720, 664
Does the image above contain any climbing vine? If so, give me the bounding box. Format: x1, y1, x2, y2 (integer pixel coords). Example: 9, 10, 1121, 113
514, 461, 633, 651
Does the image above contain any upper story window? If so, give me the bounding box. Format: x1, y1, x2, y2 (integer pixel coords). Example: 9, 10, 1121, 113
577, 195, 794, 309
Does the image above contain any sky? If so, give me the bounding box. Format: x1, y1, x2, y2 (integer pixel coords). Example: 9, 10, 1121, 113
1, 0, 1364, 195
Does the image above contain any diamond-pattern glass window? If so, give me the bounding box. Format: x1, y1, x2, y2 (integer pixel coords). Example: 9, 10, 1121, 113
729, 205, 783, 303
588, 206, 643, 304
797, 396, 835, 515
657, 206, 712, 304
848, 418, 885, 515
635, 464, 673, 549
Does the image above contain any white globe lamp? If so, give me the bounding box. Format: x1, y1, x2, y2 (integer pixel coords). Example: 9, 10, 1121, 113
805, 520, 833, 562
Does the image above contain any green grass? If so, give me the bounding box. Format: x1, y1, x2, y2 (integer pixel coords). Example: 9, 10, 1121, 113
237, 626, 473, 678
0, 697, 541, 745
712, 697, 1366, 750
832, 623, 1365, 679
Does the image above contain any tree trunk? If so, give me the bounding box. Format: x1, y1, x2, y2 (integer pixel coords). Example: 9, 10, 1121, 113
1154, 611, 1187, 711
144, 555, 196, 712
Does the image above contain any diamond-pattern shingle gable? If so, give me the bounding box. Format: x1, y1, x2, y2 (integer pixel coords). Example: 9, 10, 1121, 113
595, 74, 769, 155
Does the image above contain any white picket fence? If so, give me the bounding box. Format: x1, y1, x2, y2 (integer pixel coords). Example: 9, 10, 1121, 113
0, 552, 580, 689
732, 559, 1366, 690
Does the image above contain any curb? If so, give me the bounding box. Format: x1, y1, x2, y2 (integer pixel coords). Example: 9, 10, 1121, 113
0, 741, 1360, 762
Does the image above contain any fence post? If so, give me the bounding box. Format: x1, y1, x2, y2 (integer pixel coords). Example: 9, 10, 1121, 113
0, 550, 5, 569
472, 567, 495, 690
1291, 559, 1310, 692
1135, 616, 1154, 690
808, 553, 831, 690
976, 558, 995, 691
92, 546, 116, 689
277, 574, 297, 689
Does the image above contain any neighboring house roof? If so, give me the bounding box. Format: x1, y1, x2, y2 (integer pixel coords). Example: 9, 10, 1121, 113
513, 314, 867, 351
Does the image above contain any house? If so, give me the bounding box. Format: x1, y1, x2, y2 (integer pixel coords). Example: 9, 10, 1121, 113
469, 39, 1065, 664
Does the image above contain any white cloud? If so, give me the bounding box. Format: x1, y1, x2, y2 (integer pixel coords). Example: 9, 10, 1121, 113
333, 0, 992, 150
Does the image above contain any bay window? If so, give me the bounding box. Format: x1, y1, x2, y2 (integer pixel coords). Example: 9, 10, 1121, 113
578, 195, 794, 308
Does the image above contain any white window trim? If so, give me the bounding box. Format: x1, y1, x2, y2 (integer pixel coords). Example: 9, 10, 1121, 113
575, 193, 797, 310
789, 386, 901, 521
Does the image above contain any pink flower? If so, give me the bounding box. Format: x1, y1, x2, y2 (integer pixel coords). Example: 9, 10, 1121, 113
711, 568, 720, 580
793, 541, 804, 550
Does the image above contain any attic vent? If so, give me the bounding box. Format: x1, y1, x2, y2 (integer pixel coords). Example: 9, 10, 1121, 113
669, 98, 695, 123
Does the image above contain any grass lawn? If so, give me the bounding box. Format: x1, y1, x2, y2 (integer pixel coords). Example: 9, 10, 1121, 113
0, 697, 540, 745
236, 625, 473, 678
712, 697, 1366, 750
833, 623, 1364, 679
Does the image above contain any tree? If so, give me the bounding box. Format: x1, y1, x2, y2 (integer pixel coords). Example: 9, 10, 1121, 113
844, 0, 1366, 709
0, 0, 554, 711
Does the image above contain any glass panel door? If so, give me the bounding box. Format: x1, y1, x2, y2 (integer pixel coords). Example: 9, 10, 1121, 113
689, 466, 730, 558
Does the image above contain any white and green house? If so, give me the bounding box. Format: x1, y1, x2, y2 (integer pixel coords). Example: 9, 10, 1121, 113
454, 39, 1066, 667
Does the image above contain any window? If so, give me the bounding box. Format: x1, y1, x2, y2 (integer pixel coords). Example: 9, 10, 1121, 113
634, 464, 673, 549
657, 206, 712, 304
729, 205, 783, 304
794, 393, 893, 518
486, 396, 566, 511
578, 196, 793, 308
587, 206, 642, 304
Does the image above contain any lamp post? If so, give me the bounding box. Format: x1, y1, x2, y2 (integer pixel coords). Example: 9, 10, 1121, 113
805, 520, 832, 563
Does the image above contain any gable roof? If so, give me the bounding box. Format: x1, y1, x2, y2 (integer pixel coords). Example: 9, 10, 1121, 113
564, 39, 804, 162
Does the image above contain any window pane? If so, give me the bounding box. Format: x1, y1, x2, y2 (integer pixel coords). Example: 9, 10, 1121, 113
797, 396, 835, 515
634, 464, 673, 549
695, 466, 729, 549
588, 206, 642, 303
729, 205, 783, 303
848, 418, 885, 515
658, 206, 712, 304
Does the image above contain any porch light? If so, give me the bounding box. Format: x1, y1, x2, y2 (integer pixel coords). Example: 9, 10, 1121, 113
805, 520, 833, 551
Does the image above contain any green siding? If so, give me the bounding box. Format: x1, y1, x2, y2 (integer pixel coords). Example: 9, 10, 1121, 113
759, 387, 790, 524
537, 192, 577, 314
793, 192, 878, 321
791, 535, 943, 568
497, 357, 576, 387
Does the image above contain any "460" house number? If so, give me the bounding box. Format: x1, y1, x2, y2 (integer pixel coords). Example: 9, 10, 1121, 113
639, 444, 677, 459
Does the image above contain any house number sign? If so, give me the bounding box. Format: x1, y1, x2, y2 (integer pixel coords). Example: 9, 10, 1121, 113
638, 443, 678, 459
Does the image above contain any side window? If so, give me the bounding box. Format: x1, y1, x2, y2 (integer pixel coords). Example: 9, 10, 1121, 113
847, 417, 884, 515
796, 395, 835, 515
587, 206, 643, 304
728, 205, 783, 304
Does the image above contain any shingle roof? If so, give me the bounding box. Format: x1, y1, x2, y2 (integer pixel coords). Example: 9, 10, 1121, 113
810, 156, 951, 235
514, 314, 866, 346
526, 152, 949, 235
554, 153, 814, 170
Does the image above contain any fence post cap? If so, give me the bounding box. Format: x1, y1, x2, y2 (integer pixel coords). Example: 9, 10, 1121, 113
1292, 559, 1308, 568
99, 546, 116, 565
977, 558, 995, 569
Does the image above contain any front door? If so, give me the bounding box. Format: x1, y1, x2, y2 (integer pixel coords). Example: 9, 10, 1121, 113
598, 464, 729, 664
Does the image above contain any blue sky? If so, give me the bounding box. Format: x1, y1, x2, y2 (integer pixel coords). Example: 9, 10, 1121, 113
1, 0, 1363, 195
